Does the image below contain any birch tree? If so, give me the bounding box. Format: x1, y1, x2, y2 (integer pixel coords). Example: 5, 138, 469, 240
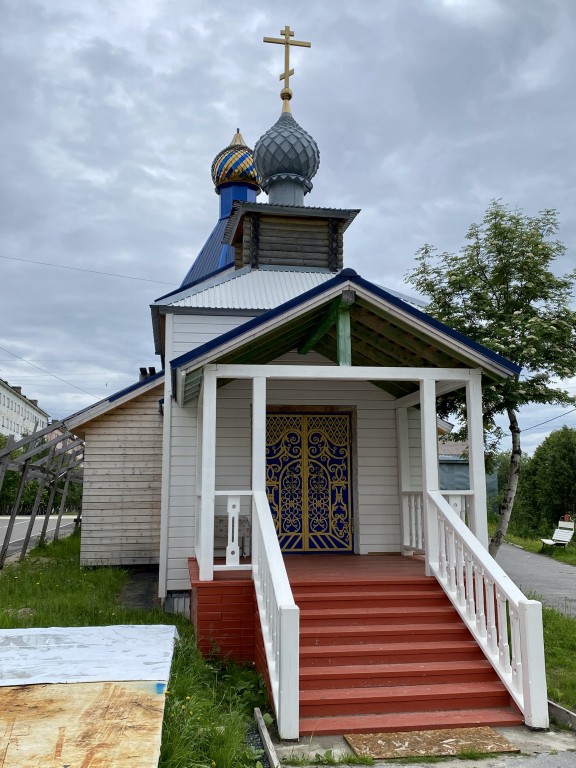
406, 200, 576, 556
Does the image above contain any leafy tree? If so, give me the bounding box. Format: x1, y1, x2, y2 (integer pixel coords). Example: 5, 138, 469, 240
514, 426, 576, 535
406, 201, 576, 556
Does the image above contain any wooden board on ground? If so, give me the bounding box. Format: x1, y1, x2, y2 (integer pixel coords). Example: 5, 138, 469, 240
345, 726, 520, 760
0, 680, 166, 768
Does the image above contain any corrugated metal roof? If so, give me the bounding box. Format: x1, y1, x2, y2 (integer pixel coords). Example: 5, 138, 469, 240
179, 217, 233, 288
167, 267, 336, 310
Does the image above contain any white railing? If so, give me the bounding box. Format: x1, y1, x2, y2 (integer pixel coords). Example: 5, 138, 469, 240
252, 490, 300, 739
427, 489, 549, 729
213, 491, 252, 572
402, 491, 424, 550
402, 491, 471, 551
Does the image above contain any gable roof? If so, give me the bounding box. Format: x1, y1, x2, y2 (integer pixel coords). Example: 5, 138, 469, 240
169, 269, 520, 403
64, 371, 165, 431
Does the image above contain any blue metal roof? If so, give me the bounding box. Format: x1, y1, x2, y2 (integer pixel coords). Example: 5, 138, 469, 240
179, 218, 233, 288
169, 269, 521, 377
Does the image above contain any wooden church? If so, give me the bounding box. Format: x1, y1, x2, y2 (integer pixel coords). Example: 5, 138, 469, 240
66, 28, 548, 739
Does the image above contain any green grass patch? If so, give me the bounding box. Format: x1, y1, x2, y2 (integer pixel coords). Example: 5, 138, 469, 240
0, 532, 268, 768
541, 604, 576, 712
283, 750, 374, 765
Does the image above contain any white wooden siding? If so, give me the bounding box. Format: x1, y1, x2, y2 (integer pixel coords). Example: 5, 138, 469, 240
407, 406, 423, 490
172, 314, 256, 356
164, 399, 197, 589
80, 385, 163, 566
164, 352, 401, 591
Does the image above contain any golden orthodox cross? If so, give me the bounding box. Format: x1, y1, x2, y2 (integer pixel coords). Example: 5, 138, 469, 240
263, 25, 311, 108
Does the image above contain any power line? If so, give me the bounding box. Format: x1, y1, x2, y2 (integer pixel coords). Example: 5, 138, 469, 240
522, 407, 576, 432
0, 346, 99, 399
0, 254, 177, 285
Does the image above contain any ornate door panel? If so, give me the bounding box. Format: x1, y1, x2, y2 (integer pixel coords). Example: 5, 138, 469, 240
266, 413, 353, 552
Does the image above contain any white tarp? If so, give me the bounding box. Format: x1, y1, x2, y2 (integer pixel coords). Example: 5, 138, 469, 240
0, 624, 178, 687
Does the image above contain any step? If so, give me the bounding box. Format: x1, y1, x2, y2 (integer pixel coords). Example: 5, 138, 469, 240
299, 605, 459, 626
295, 590, 449, 609
299, 639, 484, 666
299, 706, 524, 735
299, 681, 511, 717
299, 622, 471, 646
290, 578, 441, 595
299, 659, 496, 689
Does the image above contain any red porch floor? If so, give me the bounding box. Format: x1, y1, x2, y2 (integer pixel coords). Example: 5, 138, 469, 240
283, 553, 426, 583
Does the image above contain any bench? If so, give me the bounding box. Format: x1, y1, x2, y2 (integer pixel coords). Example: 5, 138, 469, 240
541, 519, 574, 549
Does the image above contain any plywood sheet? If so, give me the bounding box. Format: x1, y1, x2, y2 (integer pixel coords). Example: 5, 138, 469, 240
345, 726, 520, 759
0, 680, 165, 767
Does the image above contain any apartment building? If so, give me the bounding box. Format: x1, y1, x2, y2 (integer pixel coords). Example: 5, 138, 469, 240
0, 378, 49, 439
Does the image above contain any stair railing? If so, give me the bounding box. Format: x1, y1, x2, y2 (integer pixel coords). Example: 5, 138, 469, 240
427, 489, 549, 729
252, 490, 300, 739
402, 491, 471, 552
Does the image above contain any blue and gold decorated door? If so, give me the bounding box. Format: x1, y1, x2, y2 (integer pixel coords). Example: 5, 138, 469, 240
266, 413, 353, 552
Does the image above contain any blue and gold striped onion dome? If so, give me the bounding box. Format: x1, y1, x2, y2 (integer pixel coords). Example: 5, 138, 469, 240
211, 129, 261, 192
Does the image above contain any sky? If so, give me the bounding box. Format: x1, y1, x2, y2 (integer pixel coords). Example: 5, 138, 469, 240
1, 0, 576, 454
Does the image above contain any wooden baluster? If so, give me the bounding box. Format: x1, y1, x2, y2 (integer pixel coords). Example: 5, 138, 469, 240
510, 607, 522, 691
496, 590, 511, 673
447, 525, 456, 592
464, 549, 475, 620
474, 564, 487, 637
456, 539, 465, 606
438, 514, 447, 579
485, 578, 498, 653
225, 495, 241, 566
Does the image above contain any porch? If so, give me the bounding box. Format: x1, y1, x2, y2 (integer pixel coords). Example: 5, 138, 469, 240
179, 364, 548, 738
189, 552, 528, 736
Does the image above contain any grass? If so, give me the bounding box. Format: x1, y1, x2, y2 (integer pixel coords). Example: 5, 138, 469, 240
541, 604, 576, 712
0, 532, 268, 768
283, 750, 374, 765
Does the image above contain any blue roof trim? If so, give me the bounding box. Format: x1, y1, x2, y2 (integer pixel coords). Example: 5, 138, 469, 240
169, 270, 520, 376
154, 263, 232, 302
108, 370, 165, 402
349, 275, 522, 375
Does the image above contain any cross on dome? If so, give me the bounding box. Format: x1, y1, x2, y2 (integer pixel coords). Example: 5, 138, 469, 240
263, 25, 311, 112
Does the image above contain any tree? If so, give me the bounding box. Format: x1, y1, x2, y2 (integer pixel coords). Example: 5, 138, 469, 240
515, 426, 576, 534
406, 200, 576, 556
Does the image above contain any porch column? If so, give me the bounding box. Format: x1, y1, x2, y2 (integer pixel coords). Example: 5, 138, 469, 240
198, 369, 217, 581
466, 372, 489, 549
252, 377, 267, 492
420, 379, 439, 576
396, 406, 411, 552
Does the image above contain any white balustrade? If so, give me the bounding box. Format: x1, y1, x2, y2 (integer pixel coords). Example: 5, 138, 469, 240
252, 490, 299, 740
402, 491, 425, 550
427, 489, 548, 729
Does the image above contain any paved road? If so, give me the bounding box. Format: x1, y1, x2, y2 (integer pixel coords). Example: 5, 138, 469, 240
0, 515, 77, 562
495, 542, 576, 617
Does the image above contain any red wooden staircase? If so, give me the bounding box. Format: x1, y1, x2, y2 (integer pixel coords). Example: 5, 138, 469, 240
286, 556, 523, 736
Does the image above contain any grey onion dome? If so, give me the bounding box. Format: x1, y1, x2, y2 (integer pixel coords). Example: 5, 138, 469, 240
254, 112, 320, 200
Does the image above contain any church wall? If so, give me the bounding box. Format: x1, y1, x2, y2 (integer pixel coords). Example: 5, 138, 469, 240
408, 406, 423, 490
164, 399, 198, 590
172, 313, 257, 356
80, 385, 163, 566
